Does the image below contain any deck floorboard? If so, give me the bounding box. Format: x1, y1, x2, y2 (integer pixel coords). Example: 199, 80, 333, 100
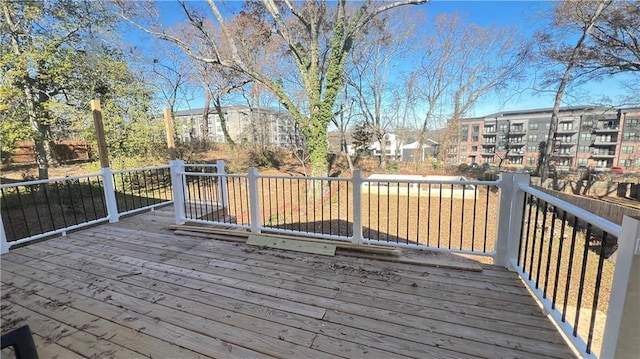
1, 206, 577, 358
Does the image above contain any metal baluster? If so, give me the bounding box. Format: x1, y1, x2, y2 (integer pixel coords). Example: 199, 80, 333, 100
528, 198, 541, 280
586, 231, 608, 354
65, 180, 79, 225
561, 216, 580, 322
552, 211, 568, 309
535, 201, 549, 288
573, 223, 593, 336
543, 208, 558, 298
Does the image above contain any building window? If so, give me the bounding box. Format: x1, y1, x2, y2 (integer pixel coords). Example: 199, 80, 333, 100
546, 123, 551, 129
529, 123, 539, 130
579, 146, 590, 153
578, 158, 588, 166
527, 145, 537, 152
623, 132, 637, 140
528, 134, 538, 142
472, 125, 479, 133
460, 146, 467, 152
471, 146, 478, 152
622, 146, 634, 154
580, 133, 591, 141
459, 156, 467, 162
499, 123, 508, 132
527, 157, 536, 164
626, 118, 639, 127
461, 125, 469, 142
472, 135, 479, 142
620, 159, 632, 167
561, 123, 573, 131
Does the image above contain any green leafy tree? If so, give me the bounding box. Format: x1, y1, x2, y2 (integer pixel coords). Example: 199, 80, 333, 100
1, 1, 161, 176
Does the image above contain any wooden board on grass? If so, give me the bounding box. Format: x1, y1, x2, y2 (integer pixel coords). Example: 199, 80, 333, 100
247, 235, 336, 256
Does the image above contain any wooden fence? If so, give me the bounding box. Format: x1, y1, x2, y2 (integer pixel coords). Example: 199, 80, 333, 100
5, 140, 91, 164
534, 186, 640, 226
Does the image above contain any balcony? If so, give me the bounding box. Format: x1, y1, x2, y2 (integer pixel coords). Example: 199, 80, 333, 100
592, 138, 618, 146
1, 163, 638, 359
554, 152, 574, 157
591, 150, 616, 158
592, 126, 619, 133
506, 152, 524, 157
505, 131, 526, 136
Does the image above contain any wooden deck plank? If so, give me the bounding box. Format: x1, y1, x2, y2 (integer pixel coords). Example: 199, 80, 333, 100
32, 237, 564, 344
5, 242, 572, 358
0, 294, 144, 359
76, 230, 543, 323
43, 236, 543, 331
0, 206, 577, 359
1, 267, 280, 359
1, 258, 318, 348
84, 226, 537, 305
1, 281, 204, 359
35, 232, 558, 334
74, 234, 544, 324
247, 234, 337, 256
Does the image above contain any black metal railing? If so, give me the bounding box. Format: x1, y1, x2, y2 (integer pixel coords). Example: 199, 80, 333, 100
112, 166, 173, 215
362, 180, 498, 253
258, 176, 352, 238
516, 192, 617, 356
1, 175, 108, 242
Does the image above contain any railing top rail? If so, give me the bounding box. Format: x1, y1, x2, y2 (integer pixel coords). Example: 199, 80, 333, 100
364, 178, 498, 186
519, 183, 621, 237
253, 174, 499, 186
257, 174, 347, 181
0, 173, 102, 189
179, 171, 245, 178
111, 165, 170, 174
183, 163, 219, 168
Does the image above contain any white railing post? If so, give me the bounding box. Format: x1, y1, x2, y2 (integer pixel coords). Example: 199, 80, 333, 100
0, 212, 9, 254
494, 173, 515, 267
351, 170, 363, 244
506, 173, 529, 265
600, 215, 640, 359
100, 167, 120, 223
216, 159, 229, 209
247, 168, 262, 233
170, 159, 186, 225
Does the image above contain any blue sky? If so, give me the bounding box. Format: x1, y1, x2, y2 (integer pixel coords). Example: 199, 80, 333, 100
145, 1, 635, 117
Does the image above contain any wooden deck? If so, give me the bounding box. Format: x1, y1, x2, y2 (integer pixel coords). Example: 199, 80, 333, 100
1, 206, 577, 358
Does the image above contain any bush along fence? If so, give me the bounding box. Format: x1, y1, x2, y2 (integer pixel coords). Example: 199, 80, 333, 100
1, 160, 639, 359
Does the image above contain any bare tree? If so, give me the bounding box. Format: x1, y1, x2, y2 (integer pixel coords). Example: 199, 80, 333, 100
538, 0, 611, 182
411, 13, 530, 164
345, 10, 418, 169
120, 0, 429, 176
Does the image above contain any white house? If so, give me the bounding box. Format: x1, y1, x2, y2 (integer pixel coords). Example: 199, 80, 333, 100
369, 134, 438, 162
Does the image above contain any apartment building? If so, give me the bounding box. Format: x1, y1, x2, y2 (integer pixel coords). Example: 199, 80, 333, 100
450, 106, 640, 171
172, 106, 304, 148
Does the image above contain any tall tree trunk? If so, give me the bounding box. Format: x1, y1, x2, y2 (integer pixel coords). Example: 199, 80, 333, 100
541, 0, 609, 182
201, 91, 211, 138
305, 121, 329, 177
213, 98, 236, 149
